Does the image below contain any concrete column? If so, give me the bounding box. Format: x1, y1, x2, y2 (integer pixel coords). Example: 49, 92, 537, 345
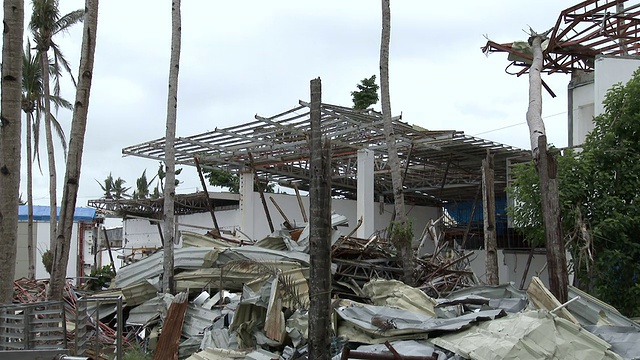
239, 170, 255, 240
357, 148, 374, 238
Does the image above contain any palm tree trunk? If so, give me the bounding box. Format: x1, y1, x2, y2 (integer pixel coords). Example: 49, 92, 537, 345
526, 32, 568, 302
40, 52, 58, 249
162, 0, 181, 294
41, 51, 58, 250
27, 113, 36, 279
380, 0, 412, 284
48, 0, 98, 301
0, 0, 24, 304
308, 78, 332, 360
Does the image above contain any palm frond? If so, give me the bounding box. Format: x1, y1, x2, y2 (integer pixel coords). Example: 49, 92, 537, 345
49, 113, 68, 159
223, 259, 308, 310
53, 9, 84, 36
51, 43, 76, 87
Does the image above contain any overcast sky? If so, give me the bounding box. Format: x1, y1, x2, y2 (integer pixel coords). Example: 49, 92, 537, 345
16, 0, 575, 206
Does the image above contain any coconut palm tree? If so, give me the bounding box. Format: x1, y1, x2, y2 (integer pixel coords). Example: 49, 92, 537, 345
49, 0, 98, 301
22, 39, 72, 279
0, 0, 25, 305
30, 0, 84, 250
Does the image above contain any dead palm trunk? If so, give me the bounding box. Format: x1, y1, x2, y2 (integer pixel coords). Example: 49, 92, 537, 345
27, 112, 36, 279
48, 0, 98, 300
526, 31, 568, 302
307, 78, 332, 360
0, 0, 24, 304
380, 0, 412, 284
162, 0, 181, 294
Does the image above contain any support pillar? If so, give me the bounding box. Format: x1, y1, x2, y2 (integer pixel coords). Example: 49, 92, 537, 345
239, 170, 255, 240
357, 148, 375, 238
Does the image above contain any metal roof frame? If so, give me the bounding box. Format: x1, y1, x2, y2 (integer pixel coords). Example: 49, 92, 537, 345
120, 101, 530, 207
482, 0, 640, 77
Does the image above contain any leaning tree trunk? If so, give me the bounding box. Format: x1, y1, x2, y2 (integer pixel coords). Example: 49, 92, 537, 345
41, 47, 58, 250
48, 0, 98, 301
162, 0, 181, 294
307, 78, 332, 360
0, 0, 24, 304
27, 112, 36, 279
526, 32, 568, 303
380, 0, 412, 284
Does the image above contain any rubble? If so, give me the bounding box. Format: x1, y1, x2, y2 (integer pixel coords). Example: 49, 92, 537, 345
6, 214, 640, 360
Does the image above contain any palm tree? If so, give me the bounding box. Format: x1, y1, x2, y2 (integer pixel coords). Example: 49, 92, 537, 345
49, 0, 98, 301
132, 170, 157, 200
162, 0, 182, 294
0, 0, 25, 304
22, 39, 72, 279
30, 0, 84, 250
379, 0, 412, 284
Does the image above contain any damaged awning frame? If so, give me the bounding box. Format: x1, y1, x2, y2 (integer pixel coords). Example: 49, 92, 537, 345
121, 102, 530, 206
482, 0, 640, 78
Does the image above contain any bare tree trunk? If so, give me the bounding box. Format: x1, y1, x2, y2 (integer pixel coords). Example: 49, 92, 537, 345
42, 50, 57, 250
380, 0, 412, 284
48, 0, 98, 301
27, 113, 35, 279
482, 150, 499, 285
526, 32, 568, 302
162, 0, 181, 294
0, 0, 24, 304
308, 77, 332, 360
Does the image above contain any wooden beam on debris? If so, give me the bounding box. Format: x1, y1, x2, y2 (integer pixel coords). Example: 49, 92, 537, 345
152, 292, 188, 360
248, 152, 275, 233
194, 156, 220, 233
526, 276, 579, 325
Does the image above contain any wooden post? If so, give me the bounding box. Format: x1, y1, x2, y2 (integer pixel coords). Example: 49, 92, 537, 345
482, 150, 499, 285
194, 156, 220, 233
308, 77, 332, 360
102, 227, 117, 275
248, 152, 275, 233
293, 182, 308, 223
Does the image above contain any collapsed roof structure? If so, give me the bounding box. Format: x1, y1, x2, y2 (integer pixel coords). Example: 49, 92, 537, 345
118, 102, 529, 209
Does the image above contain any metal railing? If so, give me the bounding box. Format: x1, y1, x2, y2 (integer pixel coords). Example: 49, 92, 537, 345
0, 301, 67, 351
71, 295, 123, 359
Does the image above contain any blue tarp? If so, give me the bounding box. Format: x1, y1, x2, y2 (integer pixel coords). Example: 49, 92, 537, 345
445, 197, 509, 235
18, 205, 96, 222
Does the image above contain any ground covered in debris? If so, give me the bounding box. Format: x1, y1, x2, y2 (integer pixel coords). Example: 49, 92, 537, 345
9, 223, 640, 360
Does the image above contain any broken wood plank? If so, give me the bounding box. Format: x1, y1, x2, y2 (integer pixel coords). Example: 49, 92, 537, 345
526, 276, 579, 325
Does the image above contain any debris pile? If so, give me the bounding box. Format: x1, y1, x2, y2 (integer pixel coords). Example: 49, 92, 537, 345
7, 214, 640, 360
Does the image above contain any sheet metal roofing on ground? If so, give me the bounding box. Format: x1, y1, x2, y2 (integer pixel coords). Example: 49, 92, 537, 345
122, 102, 530, 205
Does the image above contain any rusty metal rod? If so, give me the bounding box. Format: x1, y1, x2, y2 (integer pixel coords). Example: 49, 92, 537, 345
194, 156, 220, 233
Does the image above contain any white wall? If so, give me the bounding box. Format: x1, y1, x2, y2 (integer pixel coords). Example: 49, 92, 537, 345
29, 222, 80, 281
594, 55, 640, 116
569, 56, 640, 146
468, 249, 549, 289
123, 192, 440, 250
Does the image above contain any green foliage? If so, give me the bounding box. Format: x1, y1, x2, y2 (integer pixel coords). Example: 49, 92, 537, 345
156, 162, 182, 193
507, 69, 640, 317
205, 168, 239, 193
351, 75, 379, 110
123, 343, 152, 360
389, 219, 413, 245
41, 249, 52, 274
132, 169, 156, 200
204, 167, 275, 193
87, 265, 115, 290
96, 173, 130, 199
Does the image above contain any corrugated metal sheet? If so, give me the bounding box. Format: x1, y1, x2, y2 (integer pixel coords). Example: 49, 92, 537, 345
182, 305, 221, 338
567, 285, 640, 329
181, 230, 239, 249
431, 310, 622, 360
185, 347, 246, 360
126, 295, 170, 326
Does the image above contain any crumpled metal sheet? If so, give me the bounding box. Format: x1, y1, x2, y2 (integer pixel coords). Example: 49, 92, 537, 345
431, 310, 622, 360
567, 286, 640, 329
362, 279, 437, 317
335, 302, 504, 343
584, 325, 640, 360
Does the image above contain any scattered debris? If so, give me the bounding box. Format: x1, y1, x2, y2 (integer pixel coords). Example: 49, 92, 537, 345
6, 213, 640, 360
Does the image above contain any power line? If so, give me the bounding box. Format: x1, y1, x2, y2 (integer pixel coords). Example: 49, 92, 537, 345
471, 111, 566, 137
